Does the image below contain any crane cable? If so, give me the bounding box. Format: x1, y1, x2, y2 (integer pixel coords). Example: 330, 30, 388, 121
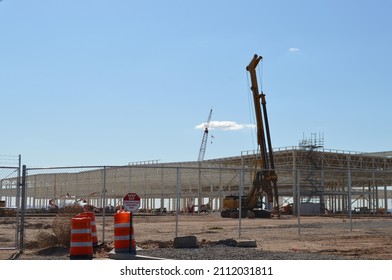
257, 58, 264, 93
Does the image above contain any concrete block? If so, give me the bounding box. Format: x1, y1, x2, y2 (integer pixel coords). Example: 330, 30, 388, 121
173, 236, 199, 248
236, 239, 257, 248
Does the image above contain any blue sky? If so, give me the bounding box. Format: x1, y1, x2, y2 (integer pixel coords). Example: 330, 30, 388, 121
1, 0, 391, 167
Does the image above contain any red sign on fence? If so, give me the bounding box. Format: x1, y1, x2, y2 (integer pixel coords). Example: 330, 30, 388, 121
123, 193, 141, 212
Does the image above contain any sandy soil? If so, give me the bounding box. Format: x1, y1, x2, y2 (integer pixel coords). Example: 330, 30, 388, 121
1, 213, 392, 260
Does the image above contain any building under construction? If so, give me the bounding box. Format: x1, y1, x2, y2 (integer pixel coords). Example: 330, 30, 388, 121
2, 145, 392, 215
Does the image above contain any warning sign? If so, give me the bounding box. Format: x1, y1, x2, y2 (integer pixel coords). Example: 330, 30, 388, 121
123, 193, 141, 212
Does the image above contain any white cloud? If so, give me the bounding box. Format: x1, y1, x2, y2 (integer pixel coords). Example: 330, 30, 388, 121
195, 121, 255, 131
288, 47, 300, 52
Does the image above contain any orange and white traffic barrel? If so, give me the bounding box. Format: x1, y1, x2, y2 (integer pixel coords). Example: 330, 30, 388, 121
114, 211, 136, 254
69, 216, 93, 259
77, 211, 98, 247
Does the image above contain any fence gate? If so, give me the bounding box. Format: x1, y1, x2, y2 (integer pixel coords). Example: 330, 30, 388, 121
0, 155, 21, 250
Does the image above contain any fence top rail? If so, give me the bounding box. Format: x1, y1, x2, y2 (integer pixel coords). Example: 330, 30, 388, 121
22, 165, 392, 176
25, 165, 254, 172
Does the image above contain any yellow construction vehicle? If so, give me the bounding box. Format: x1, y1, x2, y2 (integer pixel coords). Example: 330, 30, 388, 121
221, 54, 279, 218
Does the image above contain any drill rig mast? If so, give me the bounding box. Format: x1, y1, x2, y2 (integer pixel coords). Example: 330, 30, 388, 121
221, 54, 279, 218
246, 54, 279, 213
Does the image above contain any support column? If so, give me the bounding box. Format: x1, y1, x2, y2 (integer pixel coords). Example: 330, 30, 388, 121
160, 166, 164, 210
384, 185, 388, 210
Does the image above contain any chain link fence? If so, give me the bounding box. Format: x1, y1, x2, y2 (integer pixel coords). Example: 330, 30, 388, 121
18, 165, 255, 249
2, 161, 392, 252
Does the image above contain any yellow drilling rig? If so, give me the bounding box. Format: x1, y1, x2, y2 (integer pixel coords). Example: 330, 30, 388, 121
221, 54, 279, 218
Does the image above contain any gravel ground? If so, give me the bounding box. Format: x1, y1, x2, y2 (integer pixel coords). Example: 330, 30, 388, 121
138, 245, 352, 260
3, 242, 352, 260
2, 214, 392, 260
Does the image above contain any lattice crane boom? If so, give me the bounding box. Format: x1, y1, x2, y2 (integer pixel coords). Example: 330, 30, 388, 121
198, 109, 213, 161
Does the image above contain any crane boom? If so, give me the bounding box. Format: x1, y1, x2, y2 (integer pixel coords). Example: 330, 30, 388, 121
246, 54, 279, 213
198, 109, 213, 161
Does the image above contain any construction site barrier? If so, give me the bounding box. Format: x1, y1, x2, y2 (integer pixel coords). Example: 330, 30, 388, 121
69, 216, 93, 259
76, 211, 98, 247
114, 211, 136, 254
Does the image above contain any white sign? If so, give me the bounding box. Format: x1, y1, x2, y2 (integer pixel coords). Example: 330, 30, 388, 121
123, 192, 141, 212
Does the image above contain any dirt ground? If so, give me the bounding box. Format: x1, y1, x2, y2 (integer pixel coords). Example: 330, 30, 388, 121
1, 213, 392, 260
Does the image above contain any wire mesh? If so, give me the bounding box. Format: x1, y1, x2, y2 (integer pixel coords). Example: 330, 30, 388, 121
2, 162, 392, 252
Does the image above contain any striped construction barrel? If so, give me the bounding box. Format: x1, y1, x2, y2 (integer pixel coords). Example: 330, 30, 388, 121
69, 216, 93, 259
114, 211, 136, 254
77, 211, 98, 247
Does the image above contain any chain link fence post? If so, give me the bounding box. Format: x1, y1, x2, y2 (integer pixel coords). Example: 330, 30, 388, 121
19, 165, 27, 253
296, 169, 301, 236
102, 166, 107, 244
348, 168, 353, 231
238, 168, 244, 239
